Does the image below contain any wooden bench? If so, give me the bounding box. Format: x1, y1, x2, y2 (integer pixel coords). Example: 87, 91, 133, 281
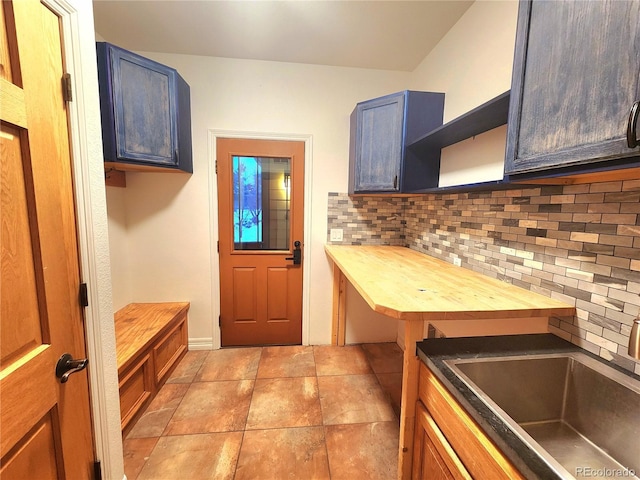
114, 302, 189, 434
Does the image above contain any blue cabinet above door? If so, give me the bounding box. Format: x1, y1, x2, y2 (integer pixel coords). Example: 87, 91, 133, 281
96, 42, 192, 173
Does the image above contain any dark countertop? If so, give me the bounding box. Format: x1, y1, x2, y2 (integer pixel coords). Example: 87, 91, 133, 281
416, 334, 639, 480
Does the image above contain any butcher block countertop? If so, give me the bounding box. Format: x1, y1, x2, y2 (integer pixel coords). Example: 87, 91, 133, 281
325, 245, 575, 321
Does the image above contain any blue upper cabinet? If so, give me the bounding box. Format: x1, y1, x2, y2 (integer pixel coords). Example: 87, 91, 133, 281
349, 91, 444, 194
96, 42, 192, 173
505, 0, 640, 178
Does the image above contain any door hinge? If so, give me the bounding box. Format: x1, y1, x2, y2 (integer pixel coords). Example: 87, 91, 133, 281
215, 160, 218, 174
79, 283, 88, 307
62, 73, 73, 102
217, 240, 219, 253
218, 315, 221, 327
93, 460, 102, 480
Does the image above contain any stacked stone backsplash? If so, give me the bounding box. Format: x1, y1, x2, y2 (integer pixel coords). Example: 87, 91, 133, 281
327, 181, 640, 375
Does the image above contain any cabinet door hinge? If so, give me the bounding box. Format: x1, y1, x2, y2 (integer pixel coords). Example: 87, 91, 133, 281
62, 73, 73, 102
93, 460, 102, 480
79, 283, 88, 308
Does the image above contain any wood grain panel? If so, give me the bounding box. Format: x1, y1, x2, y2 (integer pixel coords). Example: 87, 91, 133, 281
0, 345, 57, 457
0, 413, 60, 479
233, 267, 257, 322
266, 267, 288, 321
414, 402, 471, 480
0, 124, 43, 368
325, 245, 575, 321
0, 1, 18, 84
418, 363, 524, 480
153, 315, 187, 383
0, 79, 26, 128
119, 353, 152, 431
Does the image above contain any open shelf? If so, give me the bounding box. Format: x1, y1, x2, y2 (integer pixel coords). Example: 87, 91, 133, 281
409, 91, 510, 153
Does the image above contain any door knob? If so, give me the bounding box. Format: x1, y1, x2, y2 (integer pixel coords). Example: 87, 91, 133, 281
55, 353, 88, 384
286, 240, 302, 265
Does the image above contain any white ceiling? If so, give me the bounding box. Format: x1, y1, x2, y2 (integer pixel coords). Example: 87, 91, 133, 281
92, 1, 474, 72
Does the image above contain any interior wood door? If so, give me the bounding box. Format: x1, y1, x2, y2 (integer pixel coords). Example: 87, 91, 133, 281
0, 0, 95, 478
217, 138, 304, 346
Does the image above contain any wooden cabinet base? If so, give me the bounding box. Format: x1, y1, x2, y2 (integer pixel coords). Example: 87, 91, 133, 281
413, 402, 471, 480
115, 302, 189, 435
416, 363, 524, 479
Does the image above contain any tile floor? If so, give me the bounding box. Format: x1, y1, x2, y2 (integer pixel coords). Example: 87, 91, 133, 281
123, 343, 404, 480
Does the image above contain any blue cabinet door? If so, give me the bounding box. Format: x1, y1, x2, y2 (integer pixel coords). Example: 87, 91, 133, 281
353, 92, 405, 192
349, 91, 444, 193
112, 47, 177, 166
505, 0, 640, 176
97, 42, 192, 173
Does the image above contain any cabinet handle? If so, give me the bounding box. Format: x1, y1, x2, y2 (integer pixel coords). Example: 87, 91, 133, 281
393, 175, 398, 189
628, 101, 640, 149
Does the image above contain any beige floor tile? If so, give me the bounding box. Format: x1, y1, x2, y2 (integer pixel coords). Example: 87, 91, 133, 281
361, 342, 404, 374
122, 437, 158, 480
325, 422, 399, 480
166, 350, 209, 384
246, 377, 323, 430
137, 432, 243, 480
127, 383, 189, 439
257, 345, 316, 378
235, 427, 330, 480
196, 347, 262, 381
164, 380, 253, 435
313, 345, 372, 376
318, 374, 396, 425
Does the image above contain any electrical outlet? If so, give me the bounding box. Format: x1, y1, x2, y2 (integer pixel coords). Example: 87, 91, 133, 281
330, 228, 343, 242
453, 257, 462, 267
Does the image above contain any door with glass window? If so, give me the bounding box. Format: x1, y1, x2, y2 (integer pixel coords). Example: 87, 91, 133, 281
217, 138, 304, 346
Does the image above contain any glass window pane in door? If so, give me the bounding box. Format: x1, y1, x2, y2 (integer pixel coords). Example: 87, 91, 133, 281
232, 156, 290, 250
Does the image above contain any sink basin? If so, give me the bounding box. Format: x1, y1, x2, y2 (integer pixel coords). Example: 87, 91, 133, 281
445, 352, 640, 479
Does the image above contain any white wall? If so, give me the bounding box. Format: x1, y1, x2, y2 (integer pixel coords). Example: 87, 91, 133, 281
106, 187, 131, 308
105, 55, 410, 346
410, 0, 519, 187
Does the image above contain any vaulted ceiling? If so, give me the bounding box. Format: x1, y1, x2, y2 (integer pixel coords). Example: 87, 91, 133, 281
92, 1, 474, 72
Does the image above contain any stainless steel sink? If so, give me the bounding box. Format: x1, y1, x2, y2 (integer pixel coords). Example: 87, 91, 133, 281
445, 352, 640, 479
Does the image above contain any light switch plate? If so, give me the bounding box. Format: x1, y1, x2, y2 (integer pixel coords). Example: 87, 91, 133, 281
330, 228, 343, 242
453, 257, 462, 267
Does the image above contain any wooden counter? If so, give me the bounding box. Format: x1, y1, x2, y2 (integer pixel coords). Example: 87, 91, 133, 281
325, 245, 575, 480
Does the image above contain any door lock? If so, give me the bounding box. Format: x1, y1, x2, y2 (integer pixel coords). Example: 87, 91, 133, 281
286, 240, 302, 265
55, 353, 88, 384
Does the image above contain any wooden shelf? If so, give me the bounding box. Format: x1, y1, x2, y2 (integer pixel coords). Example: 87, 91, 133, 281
409, 91, 510, 153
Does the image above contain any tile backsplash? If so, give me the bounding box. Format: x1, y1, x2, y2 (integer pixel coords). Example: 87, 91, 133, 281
327, 181, 640, 374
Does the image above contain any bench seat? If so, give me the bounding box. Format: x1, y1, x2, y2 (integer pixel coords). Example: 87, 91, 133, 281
114, 302, 189, 434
